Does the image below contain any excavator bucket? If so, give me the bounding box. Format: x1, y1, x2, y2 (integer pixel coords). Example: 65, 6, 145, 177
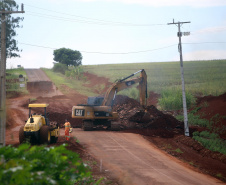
140, 110, 151, 123
129, 108, 151, 123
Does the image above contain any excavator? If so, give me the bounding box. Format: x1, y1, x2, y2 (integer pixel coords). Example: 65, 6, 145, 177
72, 69, 148, 130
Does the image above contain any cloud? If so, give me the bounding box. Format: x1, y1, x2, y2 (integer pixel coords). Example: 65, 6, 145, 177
183, 50, 226, 61
52, 0, 226, 7
191, 26, 226, 36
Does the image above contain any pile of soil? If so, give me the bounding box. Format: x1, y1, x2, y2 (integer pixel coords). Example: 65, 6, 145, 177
113, 95, 183, 138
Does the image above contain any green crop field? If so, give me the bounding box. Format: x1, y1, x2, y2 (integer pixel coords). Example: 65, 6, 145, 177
83, 60, 226, 96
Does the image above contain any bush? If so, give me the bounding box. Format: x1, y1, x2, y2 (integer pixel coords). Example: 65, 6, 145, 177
159, 89, 196, 110
0, 144, 96, 185
53, 63, 67, 74
65, 66, 84, 80
192, 131, 226, 154
176, 113, 209, 127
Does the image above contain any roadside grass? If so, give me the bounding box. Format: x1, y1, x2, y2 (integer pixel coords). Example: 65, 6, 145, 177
193, 131, 226, 155
176, 112, 209, 127
42, 68, 97, 97
6, 67, 27, 77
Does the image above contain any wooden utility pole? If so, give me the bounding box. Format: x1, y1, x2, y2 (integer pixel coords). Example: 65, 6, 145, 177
0, 3, 25, 147
168, 19, 190, 137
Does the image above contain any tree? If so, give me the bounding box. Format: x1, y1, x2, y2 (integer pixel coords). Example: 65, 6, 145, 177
53, 48, 82, 67
0, 0, 24, 58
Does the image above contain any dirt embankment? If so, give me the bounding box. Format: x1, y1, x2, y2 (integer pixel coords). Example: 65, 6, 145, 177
194, 92, 226, 138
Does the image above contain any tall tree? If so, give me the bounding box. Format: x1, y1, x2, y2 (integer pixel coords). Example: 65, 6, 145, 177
53, 48, 82, 67
0, 0, 24, 58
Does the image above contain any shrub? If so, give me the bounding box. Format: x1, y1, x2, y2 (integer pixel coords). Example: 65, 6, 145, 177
159, 89, 196, 110
176, 112, 209, 127
53, 63, 67, 74
0, 144, 96, 185
192, 131, 226, 154
65, 66, 84, 80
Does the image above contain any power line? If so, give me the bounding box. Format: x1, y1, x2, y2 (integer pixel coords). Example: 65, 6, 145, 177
18, 41, 226, 55
24, 3, 166, 27
18, 42, 177, 54
26, 12, 130, 26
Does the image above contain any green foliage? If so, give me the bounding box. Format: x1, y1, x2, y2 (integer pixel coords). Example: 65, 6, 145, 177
53, 63, 68, 74
192, 131, 226, 154
6, 67, 26, 76
176, 113, 209, 127
209, 114, 226, 134
0, 143, 96, 185
159, 88, 196, 110
0, 1, 24, 58
65, 66, 84, 80
53, 48, 82, 67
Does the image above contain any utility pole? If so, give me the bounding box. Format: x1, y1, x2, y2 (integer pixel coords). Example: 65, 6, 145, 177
0, 3, 25, 147
168, 19, 190, 137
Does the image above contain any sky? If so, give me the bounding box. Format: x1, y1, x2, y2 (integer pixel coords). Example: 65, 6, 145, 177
5, 0, 226, 68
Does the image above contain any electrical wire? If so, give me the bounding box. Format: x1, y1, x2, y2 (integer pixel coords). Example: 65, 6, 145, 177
23, 3, 166, 27
17, 41, 226, 55
18, 42, 177, 54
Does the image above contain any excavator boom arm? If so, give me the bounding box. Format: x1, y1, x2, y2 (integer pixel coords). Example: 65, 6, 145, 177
102, 69, 147, 107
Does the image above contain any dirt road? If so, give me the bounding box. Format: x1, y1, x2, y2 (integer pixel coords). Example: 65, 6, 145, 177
25, 69, 51, 82
25, 69, 62, 96
72, 129, 222, 185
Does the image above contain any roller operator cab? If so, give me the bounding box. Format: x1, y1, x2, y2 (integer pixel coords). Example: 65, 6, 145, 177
72, 69, 148, 131
19, 104, 59, 144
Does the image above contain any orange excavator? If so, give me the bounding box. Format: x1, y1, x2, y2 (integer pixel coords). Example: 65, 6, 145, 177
72, 69, 147, 130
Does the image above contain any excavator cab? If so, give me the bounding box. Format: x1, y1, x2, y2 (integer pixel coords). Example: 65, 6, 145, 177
87, 97, 104, 106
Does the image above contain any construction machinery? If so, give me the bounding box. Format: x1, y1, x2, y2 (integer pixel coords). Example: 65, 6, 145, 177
72, 69, 147, 130
19, 104, 59, 144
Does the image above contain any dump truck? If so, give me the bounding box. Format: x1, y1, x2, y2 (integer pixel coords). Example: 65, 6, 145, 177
19, 104, 59, 144
72, 69, 148, 130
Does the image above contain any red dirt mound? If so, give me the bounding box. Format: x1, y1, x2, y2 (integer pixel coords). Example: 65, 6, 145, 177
113, 95, 183, 138
83, 72, 112, 95
195, 92, 226, 138
148, 91, 160, 106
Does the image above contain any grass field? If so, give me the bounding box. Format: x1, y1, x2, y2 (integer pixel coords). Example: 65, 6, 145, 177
83, 60, 226, 96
